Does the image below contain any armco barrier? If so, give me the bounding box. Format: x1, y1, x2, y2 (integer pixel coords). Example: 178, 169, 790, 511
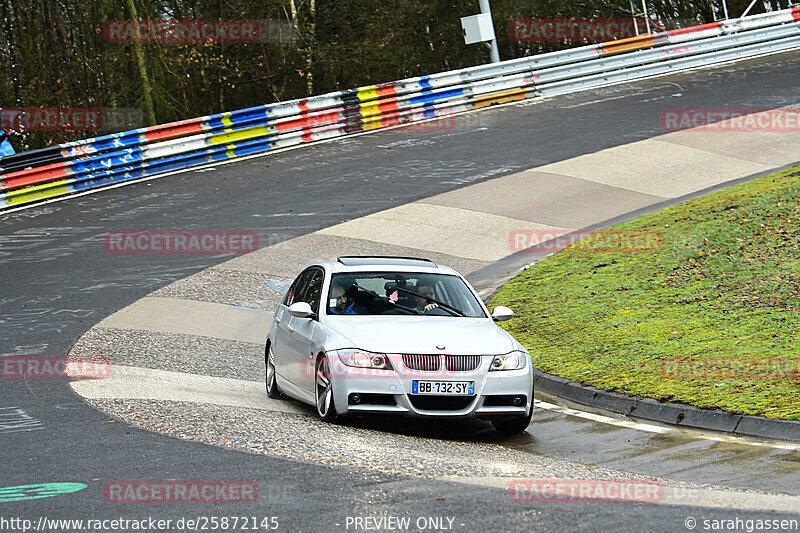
2, 8, 799, 210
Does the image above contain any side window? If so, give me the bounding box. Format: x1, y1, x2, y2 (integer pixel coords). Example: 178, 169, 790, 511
285, 270, 313, 306
299, 270, 324, 313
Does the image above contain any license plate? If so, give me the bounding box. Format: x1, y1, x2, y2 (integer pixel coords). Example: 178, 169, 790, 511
411, 380, 474, 395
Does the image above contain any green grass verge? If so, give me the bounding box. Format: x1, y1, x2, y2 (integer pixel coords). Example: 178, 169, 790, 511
491, 167, 800, 420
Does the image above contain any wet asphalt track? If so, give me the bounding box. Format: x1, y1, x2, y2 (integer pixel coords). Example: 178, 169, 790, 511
2, 51, 800, 532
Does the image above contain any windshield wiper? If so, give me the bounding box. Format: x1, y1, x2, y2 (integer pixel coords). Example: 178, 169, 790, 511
393, 287, 466, 317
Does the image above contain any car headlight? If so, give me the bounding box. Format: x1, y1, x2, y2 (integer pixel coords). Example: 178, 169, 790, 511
336, 349, 394, 370
490, 351, 527, 371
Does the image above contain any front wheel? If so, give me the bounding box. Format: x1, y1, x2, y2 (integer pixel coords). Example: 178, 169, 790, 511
314, 355, 338, 422
491, 399, 533, 434
265, 344, 284, 399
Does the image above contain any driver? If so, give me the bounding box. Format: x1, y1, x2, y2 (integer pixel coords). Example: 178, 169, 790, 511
329, 279, 358, 315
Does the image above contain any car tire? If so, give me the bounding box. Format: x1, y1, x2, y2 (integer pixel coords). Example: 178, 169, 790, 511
491, 398, 533, 434
265, 343, 284, 400
314, 355, 338, 422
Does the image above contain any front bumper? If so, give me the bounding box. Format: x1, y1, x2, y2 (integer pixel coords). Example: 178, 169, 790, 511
328, 354, 534, 418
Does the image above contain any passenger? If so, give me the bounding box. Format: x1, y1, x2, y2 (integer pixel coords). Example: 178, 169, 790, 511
329, 279, 358, 315
415, 280, 439, 313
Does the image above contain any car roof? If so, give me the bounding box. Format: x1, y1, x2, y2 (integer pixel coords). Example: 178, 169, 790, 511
337, 256, 435, 268
305, 256, 459, 276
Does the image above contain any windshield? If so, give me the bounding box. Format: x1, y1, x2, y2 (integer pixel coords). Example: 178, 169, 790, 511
326, 272, 486, 318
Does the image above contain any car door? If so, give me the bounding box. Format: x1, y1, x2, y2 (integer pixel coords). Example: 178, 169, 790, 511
273, 269, 313, 381
286, 268, 325, 391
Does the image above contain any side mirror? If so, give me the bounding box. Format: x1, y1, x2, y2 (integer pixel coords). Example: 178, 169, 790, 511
288, 301, 316, 319
491, 306, 514, 322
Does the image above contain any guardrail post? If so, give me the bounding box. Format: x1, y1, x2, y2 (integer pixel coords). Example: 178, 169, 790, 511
629, 0, 640, 35
478, 0, 500, 63
629, 0, 652, 35
741, 0, 759, 18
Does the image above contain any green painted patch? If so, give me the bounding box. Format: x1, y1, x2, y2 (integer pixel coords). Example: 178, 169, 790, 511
0, 483, 88, 503
491, 166, 800, 421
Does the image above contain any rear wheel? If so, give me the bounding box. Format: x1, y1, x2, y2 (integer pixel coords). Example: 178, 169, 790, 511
314, 355, 338, 422
265, 344, 284, 399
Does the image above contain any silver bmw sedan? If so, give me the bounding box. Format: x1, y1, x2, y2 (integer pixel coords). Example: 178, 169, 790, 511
265, 256, 534, 434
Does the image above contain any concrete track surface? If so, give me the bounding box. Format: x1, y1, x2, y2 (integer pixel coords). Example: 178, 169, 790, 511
3, 52, 800, 532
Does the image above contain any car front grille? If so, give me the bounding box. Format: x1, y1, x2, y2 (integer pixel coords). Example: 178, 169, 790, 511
444, 355, 482, 372
408, 395, 474, 411
402, 354, 441, 371
402, 354, 482, 372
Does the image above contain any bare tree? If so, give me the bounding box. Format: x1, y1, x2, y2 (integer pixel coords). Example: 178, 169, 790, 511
1, 0, 28, 148
48, 0, 88, 105
124, 0, 157, 125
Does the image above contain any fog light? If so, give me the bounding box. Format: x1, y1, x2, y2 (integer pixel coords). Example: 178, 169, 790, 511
351, 394, 362, 405
512, 396, 524, 406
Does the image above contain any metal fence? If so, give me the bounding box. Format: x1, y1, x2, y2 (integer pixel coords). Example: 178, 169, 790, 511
1, 7, 798, 211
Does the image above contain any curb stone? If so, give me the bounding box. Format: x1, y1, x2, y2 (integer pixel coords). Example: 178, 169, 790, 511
736, 416, 800, 441
533, 369, 800, 442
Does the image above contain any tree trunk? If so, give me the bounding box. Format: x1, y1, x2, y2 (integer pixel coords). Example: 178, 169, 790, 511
48, 0, 88, 106
306, 0, 315, 96
123, 0, 157, 126
217, 0, 225, 112
1, 0, 28, 149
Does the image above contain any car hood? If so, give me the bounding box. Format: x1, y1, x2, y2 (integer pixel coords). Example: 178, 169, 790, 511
324, 316, 516, 355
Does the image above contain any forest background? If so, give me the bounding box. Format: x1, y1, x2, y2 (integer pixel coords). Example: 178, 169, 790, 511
0, 0, 791, 150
